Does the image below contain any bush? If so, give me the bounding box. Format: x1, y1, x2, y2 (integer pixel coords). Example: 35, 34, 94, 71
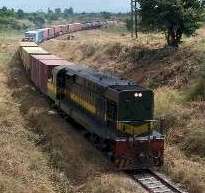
154, 87, 184, 117
182, 126, 205, 157
186, 64, 205, 101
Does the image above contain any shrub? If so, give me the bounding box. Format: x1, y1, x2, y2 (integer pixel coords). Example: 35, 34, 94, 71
186, 63, 205, 101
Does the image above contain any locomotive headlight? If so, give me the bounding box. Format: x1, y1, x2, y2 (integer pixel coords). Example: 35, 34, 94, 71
134, 93, 139, 97
134, 93, 143, 98
139, 93, 143, 97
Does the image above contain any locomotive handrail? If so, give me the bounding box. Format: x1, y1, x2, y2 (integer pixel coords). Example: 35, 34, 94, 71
117, 120, 158, 123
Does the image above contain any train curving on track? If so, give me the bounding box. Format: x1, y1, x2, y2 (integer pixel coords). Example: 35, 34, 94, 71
22, 21, 116, 44
18, 20, 165, 171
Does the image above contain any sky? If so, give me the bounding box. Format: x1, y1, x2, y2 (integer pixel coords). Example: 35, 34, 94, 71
0, 0, 130, 13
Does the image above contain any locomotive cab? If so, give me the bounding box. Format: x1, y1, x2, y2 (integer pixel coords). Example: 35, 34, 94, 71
118, 89, 154, 137
106, 85, 164, 170
106, 85, 154, 137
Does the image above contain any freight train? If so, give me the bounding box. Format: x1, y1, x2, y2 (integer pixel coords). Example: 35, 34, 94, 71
19, 21, 164, 170
23, 21, 116, 44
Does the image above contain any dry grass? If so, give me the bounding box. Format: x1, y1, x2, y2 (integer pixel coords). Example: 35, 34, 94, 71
165, 146, 205, 193
42, 28, 201, 88
0, 73, 66, 192
83, 173, 145, 193
155, 87, 205, 193
154, 87, 184, 117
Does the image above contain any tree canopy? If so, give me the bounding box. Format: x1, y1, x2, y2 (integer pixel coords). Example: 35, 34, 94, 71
137, 0, 205, 46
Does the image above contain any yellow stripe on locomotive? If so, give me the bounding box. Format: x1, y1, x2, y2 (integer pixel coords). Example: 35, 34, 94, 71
47, 81, 56, 100
70, 93, 96, 114
117, 122, 150, 136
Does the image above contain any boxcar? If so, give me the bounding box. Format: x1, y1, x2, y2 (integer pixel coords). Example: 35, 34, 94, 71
47, 28, 55, 39
69, 23, 82, 33
65, 24, 70, 33
20, 42, 38, 48
53, 26, 61, 37
24, 30, 44, 44
19, 42, 38, 58
37, 28, 49, 41
31, 55, 72, 95
21, 47, 50, 74
58, 25, 67, 35
31, 54, 63, 61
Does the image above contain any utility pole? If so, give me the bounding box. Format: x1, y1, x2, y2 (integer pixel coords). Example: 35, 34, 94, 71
131, 0, 138, 38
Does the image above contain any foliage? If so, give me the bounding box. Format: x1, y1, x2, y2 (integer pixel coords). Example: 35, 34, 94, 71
55, 8, 62, 17
137, 0, 205, 46
126, 18, 133, 32
63, 7, 74, 18
16, 9, 24, 19
0, 6, 127, 30
0, 6, 77, 29
32, 14, 45, 28
100, 11, 112, 19
186, 63, 205, 101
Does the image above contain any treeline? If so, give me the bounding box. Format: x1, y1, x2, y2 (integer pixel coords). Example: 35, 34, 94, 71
0, 6, 76, 29
0, 6, 124, 30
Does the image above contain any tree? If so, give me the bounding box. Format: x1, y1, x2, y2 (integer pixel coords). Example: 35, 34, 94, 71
63, 7, 74, 17
101, 11, 112, 19
138, 0, 204, 47
46, 8, 58, 21
126, 18, 133, 32
32, 14, 45, 28
55, 8, 62, 17
1, 6, 8, 13
17, 9, 24, 19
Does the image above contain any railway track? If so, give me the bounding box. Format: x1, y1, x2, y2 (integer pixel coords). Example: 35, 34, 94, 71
132, 170, 187, 193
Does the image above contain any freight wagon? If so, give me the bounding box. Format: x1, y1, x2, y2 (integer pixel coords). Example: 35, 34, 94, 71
69, 23, 83, 33
20, 42, 38, 48
20, 47, 50, 74
24, 20, 111, 43
31, 55, 72, 95
24, 30, 44, 44
58, 25, 67, 35
38, 28, 50, 41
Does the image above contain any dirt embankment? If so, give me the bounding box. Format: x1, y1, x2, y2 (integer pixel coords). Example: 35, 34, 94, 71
42, 29, 201, 89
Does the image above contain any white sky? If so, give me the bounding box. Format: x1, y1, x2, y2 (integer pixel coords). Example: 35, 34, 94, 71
0, 0, 130, 12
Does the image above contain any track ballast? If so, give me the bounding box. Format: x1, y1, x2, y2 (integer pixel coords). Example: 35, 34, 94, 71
132, 170, 187, 193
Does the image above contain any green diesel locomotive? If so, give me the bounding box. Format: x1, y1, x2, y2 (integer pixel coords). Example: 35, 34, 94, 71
47, 64, 164, 170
